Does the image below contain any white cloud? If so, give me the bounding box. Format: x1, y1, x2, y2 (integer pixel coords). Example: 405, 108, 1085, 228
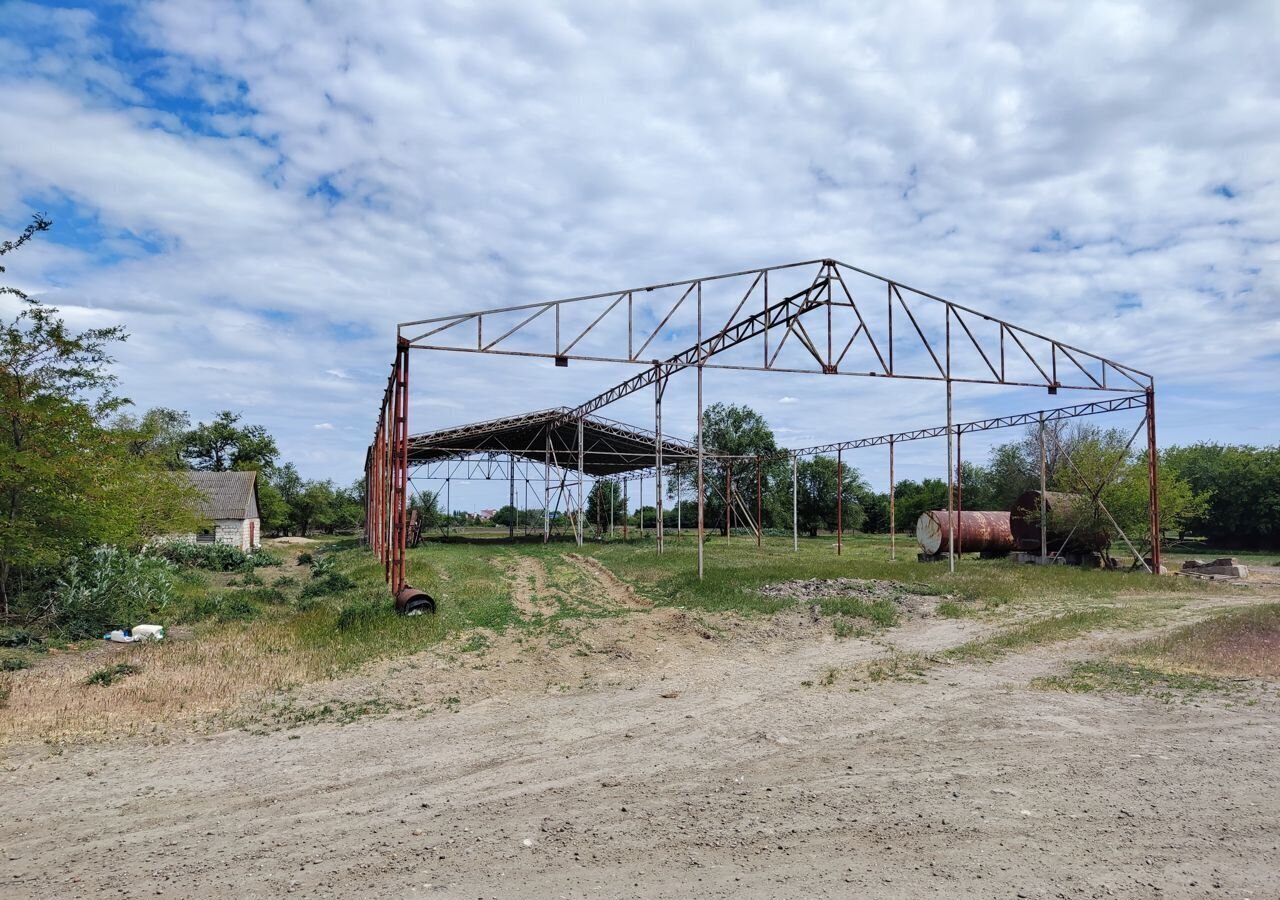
313, 423, 335, 430
1, 0, 1277, 496
778, 397, 798, 404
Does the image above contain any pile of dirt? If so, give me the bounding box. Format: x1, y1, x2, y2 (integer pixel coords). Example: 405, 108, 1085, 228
759, 578, 951, 615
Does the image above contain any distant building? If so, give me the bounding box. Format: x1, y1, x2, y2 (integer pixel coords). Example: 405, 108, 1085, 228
177, 471, 262, 550
478, 508, 497, 522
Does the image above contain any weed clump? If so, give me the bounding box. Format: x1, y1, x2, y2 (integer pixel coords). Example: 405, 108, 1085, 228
85, 662, 142, 687
190, 591, 261, 623
1, 655, 31, 672
51, 546, 176, 638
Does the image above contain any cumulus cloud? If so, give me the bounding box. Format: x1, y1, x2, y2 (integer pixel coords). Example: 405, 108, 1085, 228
1, 0, 1277, 495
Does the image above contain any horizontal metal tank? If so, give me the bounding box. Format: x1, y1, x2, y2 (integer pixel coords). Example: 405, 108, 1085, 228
1009, 490, 1108, 553
915, 510, 1015, 556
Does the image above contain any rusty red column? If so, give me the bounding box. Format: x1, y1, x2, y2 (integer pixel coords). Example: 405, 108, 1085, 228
1146, 386, 1162, 573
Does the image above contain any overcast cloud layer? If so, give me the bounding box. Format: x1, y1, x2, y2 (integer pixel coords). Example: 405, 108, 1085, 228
2, 0, 1277, 508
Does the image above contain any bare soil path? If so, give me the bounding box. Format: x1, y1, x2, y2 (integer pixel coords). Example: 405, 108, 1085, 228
4, 585, 1279, 900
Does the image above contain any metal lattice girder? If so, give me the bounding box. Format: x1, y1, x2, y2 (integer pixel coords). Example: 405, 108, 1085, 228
404, 407, 698, 476
776, 393, 1149, 459
398, 258, 1152, 395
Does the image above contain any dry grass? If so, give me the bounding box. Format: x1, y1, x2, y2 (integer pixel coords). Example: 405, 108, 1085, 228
1122, 602, 1280, 679
0, 625, 319, 743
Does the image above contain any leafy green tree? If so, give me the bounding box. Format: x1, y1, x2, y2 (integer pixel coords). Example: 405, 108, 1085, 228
184, 410, 279, 472
0, 219, 196, 614
586, 480, 623, 531
114, 407, 192, 470
293, 481, 336, 536
257, 479, 291, 535
1163, 444, 1280, 549
671, 403, 784, 534
794, 455, 868, 536
892, 478, 949, 533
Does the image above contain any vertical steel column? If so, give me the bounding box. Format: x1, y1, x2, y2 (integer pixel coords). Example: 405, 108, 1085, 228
955, 430, 963, 557
791, 455, 798, 551
946, 378, 955, 574
836, 449, 843, 556
543, 428, 551, 543
639, 476, 644, 536
889, 437, 896, 560
655, 366, 664, 555
1039, 412, 1047, 559
609, 478, 615, 537
696, 366, 704, 579
747, 466, 757, 547
1146, 387, 1162, 573
508, 454, 516, 540
576, 417, 584, 547
696, 282, 704, 580
676, 468, 682, 539
623, 476, 629, 541
726, 461, 732, 542
445, 471, 451, 539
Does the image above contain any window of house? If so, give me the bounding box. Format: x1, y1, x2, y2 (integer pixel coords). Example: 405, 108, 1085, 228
196, 530, 215, 544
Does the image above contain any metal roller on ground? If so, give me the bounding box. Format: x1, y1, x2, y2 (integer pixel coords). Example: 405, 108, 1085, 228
394, 585, 436, 616
915, 510, 1014, 560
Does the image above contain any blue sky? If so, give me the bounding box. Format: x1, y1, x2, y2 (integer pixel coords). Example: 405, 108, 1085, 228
2, 1, 1278, 511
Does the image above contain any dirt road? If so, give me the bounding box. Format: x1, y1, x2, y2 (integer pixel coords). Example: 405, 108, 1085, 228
2, 604, 1278, 899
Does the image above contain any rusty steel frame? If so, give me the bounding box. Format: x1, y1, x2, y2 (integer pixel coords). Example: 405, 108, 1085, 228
368, 258, 1160, 597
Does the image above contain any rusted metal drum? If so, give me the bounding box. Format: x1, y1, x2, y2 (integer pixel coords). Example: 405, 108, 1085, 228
394, 585, 436, 616
915, 510, 1014, 556
1009, 490, 1106, 553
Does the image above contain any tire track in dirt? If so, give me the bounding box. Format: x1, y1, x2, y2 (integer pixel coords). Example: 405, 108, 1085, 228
494, 555, 560, 618
562, 553, 652, 609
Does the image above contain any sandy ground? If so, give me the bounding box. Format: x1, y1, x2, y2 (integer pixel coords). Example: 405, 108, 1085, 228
2, 589, 1279, 899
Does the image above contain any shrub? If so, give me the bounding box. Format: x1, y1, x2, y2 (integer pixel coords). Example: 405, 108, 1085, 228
237, 586, 288, 606
239, 572, 265, 587
51, 546, 176, 638
0, 628, 38, 648
1, 655, 31, 672
151, 542, 281, 573
85, 662, 141, 687
297, 551, 314, 566
271, 575, 298, 589
300, 572, 356, 599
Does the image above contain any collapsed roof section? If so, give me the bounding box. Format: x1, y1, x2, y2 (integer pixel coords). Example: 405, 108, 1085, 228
406, 408, 697, 476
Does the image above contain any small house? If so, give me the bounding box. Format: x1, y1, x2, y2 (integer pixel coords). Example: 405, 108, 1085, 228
181, 470, 262, 550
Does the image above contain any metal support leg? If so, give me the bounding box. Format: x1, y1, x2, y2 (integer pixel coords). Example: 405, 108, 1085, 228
696, 364, 704, 580
836, 449, 843, 556
955, 430, 962, 556
1146, 387, 1162, 573
1039, 412, 1047, 559
655, 368, 664, 554
889, 437, 896, 560
946, 378, 955, 574
576, 417, 584, 547
543, 429, 551, 544
747, 466, 757, 547
792, 455, 798, 551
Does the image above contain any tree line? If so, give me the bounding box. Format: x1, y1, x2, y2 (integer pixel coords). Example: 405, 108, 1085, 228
405, 401, 1277, 550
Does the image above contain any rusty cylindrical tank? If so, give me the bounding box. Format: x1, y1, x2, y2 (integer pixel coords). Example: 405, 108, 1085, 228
915, 511, 1015, 556
1009, 490, 1109, 553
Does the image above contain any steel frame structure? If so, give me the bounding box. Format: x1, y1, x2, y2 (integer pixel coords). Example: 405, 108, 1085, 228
367, 258, 1160, 598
